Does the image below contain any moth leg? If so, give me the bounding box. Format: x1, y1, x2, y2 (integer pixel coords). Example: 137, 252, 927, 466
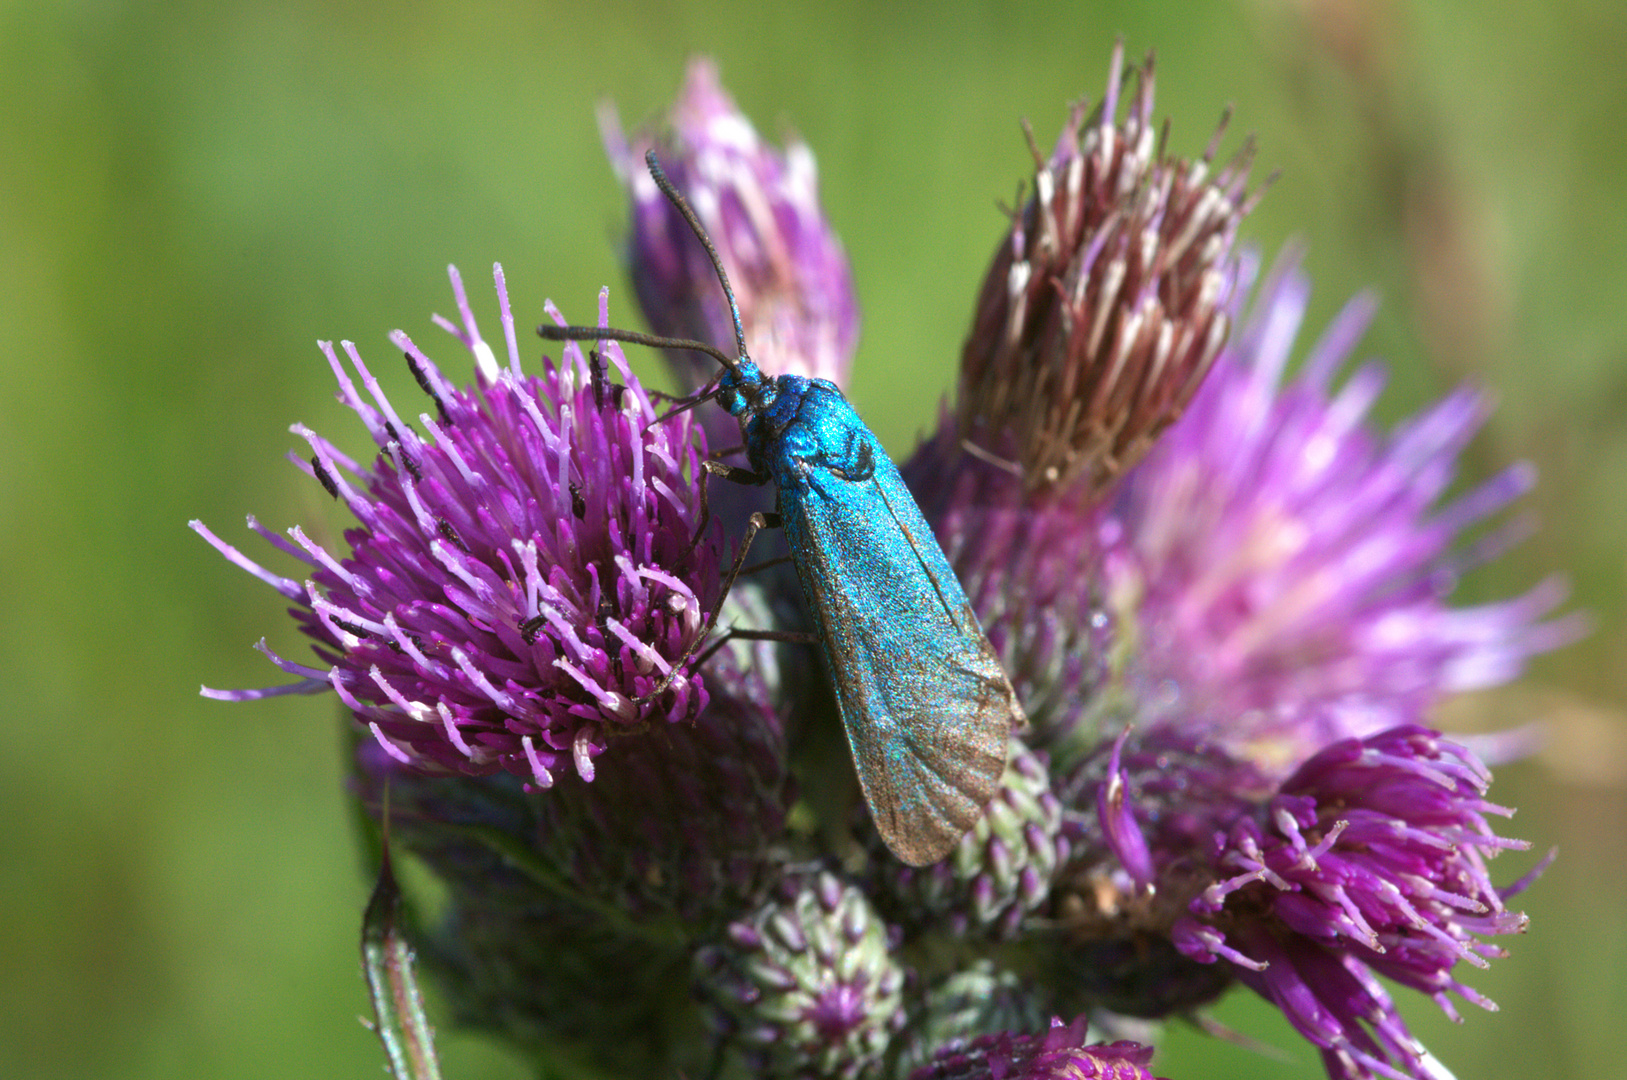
647, 382, 724, 430
640, 509, 783, 706
690, 457, 771, 550
705, 458, 769, 485
692, 625, 820, 669
739, 553, 793, 576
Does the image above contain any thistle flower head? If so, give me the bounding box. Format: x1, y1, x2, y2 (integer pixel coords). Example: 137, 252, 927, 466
909, 1015, 1161, 1080
194, 268, 734, 789
957, 40, 1257, 498
604, 58, 858, 390
911, 103, 1569, 1073
1020, 246, 1569, 1059
1171, 726, 1537, 1080
1053, 721, 1542, 1079
1105, 249, 1581, 768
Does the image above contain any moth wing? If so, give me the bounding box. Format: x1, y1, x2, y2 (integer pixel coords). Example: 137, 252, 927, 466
784, 463, 1018, 867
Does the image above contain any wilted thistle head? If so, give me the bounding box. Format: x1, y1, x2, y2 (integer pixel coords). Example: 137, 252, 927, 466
957, 43, 1258, 499
197, 44, 1570, 1080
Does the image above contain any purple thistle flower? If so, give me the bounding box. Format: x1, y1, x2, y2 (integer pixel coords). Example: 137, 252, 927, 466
604, 57, 859, 392
1104, 249, 1581, 766
902, 44, 1567, 1075
201, 263, 794, 1072
1006, 250, 1569, 1073
193, 266, 733, 789
1170, 726, 1537, 1080
1054, 724, 1544, 1079
909, 1015, 1162, 1080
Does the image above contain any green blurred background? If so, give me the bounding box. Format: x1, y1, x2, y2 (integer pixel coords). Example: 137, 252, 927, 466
2, 0, 1622, 1077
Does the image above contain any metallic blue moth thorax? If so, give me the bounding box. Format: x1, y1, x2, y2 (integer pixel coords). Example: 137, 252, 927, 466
719, 363, 874, 486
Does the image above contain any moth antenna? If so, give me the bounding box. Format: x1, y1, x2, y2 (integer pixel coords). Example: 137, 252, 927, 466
643, 150, 750, 368
538, 152, 751, 393
536, 324, 736, 371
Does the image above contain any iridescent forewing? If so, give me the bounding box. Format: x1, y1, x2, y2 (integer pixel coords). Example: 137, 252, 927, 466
781, 441, 1019, 866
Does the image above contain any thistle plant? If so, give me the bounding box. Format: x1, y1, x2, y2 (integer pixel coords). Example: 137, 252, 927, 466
196, 42, 1570, 1080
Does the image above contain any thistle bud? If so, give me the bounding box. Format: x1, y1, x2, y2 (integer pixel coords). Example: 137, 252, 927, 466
605, 59, 858, 391
694, 871, 905, 1080
877, 741, 1068, 941
893, 961, 1054, 1078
